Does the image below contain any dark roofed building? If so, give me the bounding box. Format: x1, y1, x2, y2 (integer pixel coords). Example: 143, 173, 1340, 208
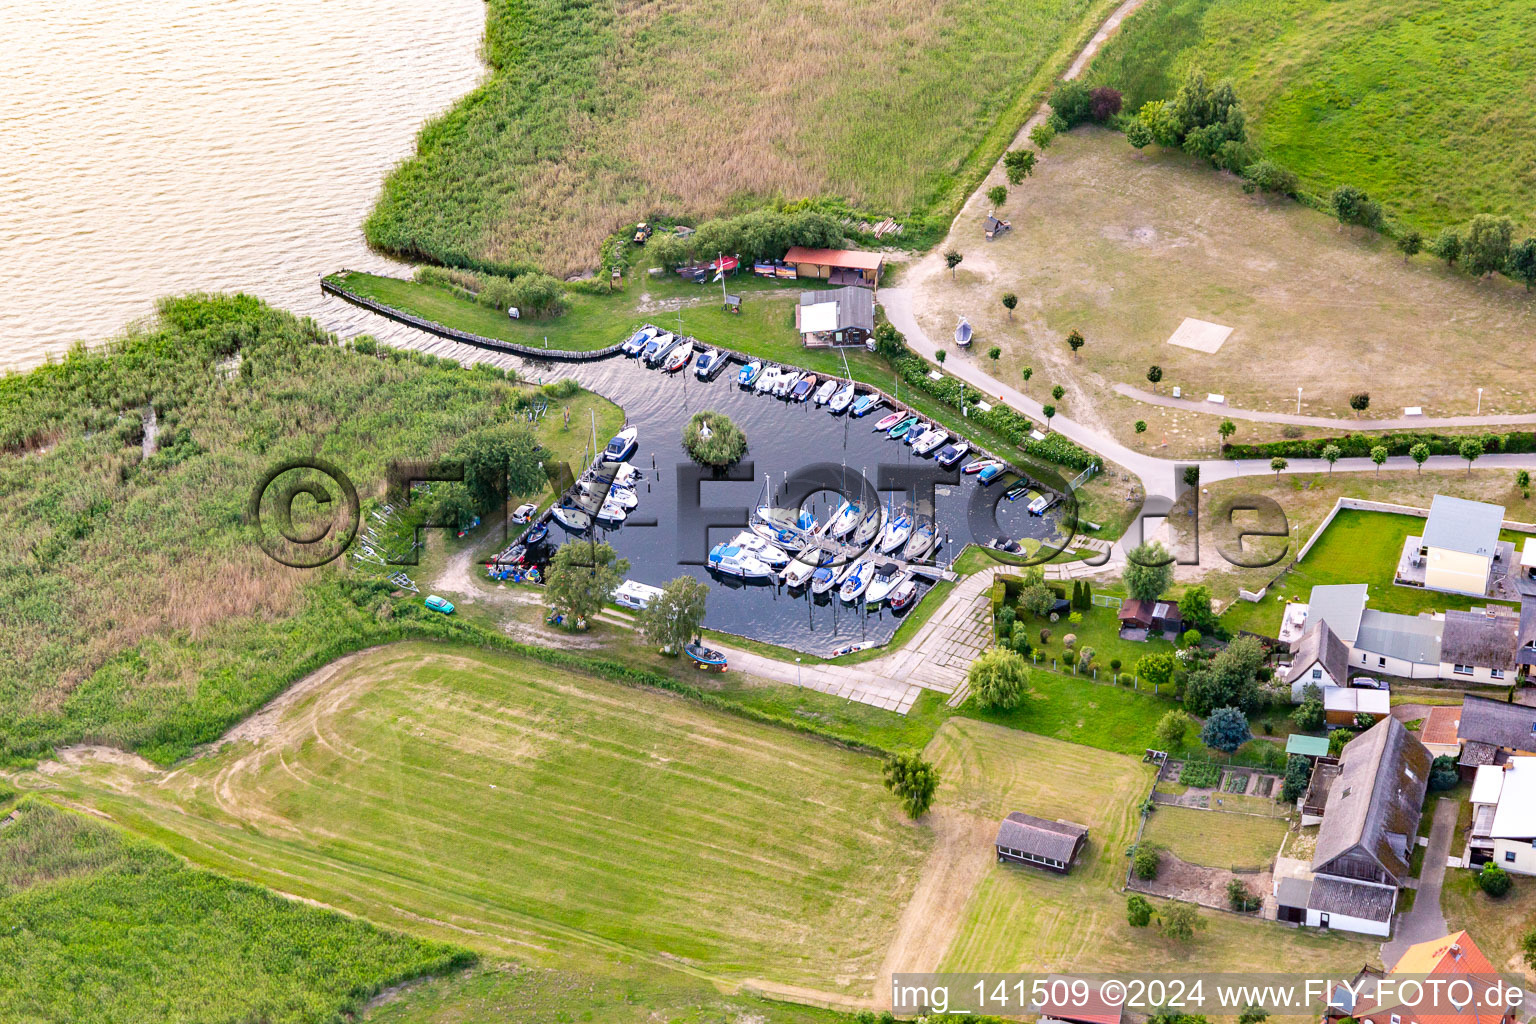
984, 215, 1012, 240
994, 811, 1088, 873
795, 287, 875, 347
1456, 695, 1536, 773
1312, 717, 1431, 887
1285, 619, 1351, 694
1117, 599, 1183, 636
1305, 875, 1396, 929
1520, 600, 1536, 673
1441, 608, 1520, 681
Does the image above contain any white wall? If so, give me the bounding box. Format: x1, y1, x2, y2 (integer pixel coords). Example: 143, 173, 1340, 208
1304, 906, 1391, 937
1438, 661, 1513, 685
1425, 548, 1492, 596
1493, 838, 1536, 876
1352, 646, 1438, 680
1290, 665, 1341, 702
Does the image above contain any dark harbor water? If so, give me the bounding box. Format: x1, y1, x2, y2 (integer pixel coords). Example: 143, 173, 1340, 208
541, 355, 1073, 656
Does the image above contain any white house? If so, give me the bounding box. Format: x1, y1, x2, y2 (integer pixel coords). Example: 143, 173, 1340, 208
1440, 608, 1521, 685
1407, 496, 1507, 597
1470, 758, 1536, 873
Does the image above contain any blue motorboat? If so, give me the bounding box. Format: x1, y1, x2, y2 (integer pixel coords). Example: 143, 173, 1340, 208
738, 361, 762, 386
684, 642, 728, 671
977, 463, 1005, 485
602, 426, 638, 461
523, 522, 549, 546
850, 393, 880, 417
621, 324, 658, 356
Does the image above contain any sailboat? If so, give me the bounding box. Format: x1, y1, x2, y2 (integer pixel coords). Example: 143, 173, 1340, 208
903, 521, 938, 561
877, 508, 913, 554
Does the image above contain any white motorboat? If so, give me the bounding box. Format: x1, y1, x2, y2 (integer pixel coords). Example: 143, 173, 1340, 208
903, 521, 938, 561
838, 557, 876, 602
604, 486, 638, 510
864, 563, 908, 605
732, 531, 790, 569
955, 317, 972, 348
962, 457, 1000, 475
889, 579, 918, 611
809, 565, 840, 595
551, 504, 592, 532
754, 367, 780, 394
602, 426, 638, 461
826, 499, 862, 538
913, 429, 950, 456
694, 348, 722, 379
935, 441, 970, 467
621, 325, 659, 356
707, 543, 775, 580
1028, 494, 1053, 515
772, 371, 802, 397
613, 462, 641, 487
850, 506, 885, 547
646, 332, 684, 366
813, 379, 839, 405
828, 382, 856, 413
596, 498, 629, 524
639, 331, 674, 364
877, 510, 913, 554
904, 422, 930, 447
781, 553, 820, 588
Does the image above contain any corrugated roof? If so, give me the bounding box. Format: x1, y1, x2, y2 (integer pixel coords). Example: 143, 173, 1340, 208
1442, 609, 1520, 671
1355, 609, 1443, 666
1287, 734, 1331, 757
994, 811, 1087, 863
1422, 495, 1504, 557
1284, 619, 1350, 685
1313, 717, 1431, 884
1306, 876, 1395, 922
783, 246, 885, 271
1490, 757, 1536, 839
1306, 584, 1369, 644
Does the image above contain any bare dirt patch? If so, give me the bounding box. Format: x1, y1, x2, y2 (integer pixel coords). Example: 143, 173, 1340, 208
1129, 850, 1271, 914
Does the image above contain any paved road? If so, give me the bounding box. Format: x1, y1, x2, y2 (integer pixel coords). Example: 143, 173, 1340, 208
1381, 797, 1458, 966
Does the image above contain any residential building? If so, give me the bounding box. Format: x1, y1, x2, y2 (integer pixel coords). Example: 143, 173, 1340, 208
1453, 695, 1536, 777
794, 287, 874, 347
1397, 496, 1511, 597
1469, 758, 1536, 870
1518, 599, 1536, 678
1323, 687, 1390, 727
781, 246, 883, 290
1418, 705, 1463, 760
1352, 609, 1443, 679
993, 812, 1088, 873
1285, 618, 1351, 700
1277, 718, 1430, 936
1440, 608, 1521, 684
1033, 979, 1122, 1024
1323, 931, 1514, 1024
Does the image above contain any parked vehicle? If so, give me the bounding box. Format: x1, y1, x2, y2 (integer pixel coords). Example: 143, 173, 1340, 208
424, 594, 455, 615
633, 222, 653, 244
512, 502, 538, 523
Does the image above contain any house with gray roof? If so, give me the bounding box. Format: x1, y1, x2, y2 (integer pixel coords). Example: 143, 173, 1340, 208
1455, 694, 1536, 774
1286, 619, 1351, 699
1441, 608, 1521, 684
1520, 600, 1536, 677
1397, 496, 1513, 597
993, 812, 1088, 873
1278, 717, 1430, 936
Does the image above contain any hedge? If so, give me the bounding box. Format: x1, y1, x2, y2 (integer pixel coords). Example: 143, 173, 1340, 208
890, 356, 1101, 471
1226, 430, 1536, 461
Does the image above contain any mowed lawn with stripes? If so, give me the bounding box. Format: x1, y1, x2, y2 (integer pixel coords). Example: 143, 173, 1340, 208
72, 643, 930, 996
926, 719, 1369, 973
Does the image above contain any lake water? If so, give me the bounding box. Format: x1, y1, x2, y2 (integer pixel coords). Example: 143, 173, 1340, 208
0, 0, 485, 370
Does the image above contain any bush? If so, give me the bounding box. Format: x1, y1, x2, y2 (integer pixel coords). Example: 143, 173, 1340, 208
1292, 699, 1324, 733
1089, 86, 1123, 122
1281, 754, 1312, 802
1133, 844, 1160, 880
1201, 707, 1251, 753
1050, 81, 1094, 127
1155, 710, 1191, 748
540, 377, 580, 399
1126, 893, 1153, 927
1227, 878, 1260, 912
682, 411, 747, 466
1354, 712, 1376, 730
1478, 864, 1512, 898
1429, 755, 1460, 792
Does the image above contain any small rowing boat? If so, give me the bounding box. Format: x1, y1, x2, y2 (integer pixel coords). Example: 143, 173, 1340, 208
684, 642, 728, 671
873, 411, 903, 432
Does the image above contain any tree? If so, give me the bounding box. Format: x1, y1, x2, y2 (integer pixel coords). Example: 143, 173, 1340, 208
451, 423, 545, 514
1464, 214, 1514, 278
1158, 901, 1202, 943
1184, 636, 1266, 716
1270, 456, 1288, 479
1179, 585, 1217, 633
1201, 706, 1251, 753
1003, 149, 1036, 184
1281, 754, 1313, 802
1051, 384, 1066, 401
1155, 710, 1192, 748
1429, 754, 1460, 791
1239, 1006, 1270, 1024
1227, 877, 1260, 912
967, 646, 1031, 710
1021, 365, 1033, 382
1330, 185, 1382, 230
1292, 698, 1325, 733
1410, 442, 1430, 474
1478, 863, 1513, 897
1518, 469, 1531, 493
640, 575, 709, 654
872, 320, 906, 359
545, 541, 630, 628
944, 249, 963, 278
1508, 237, 1536, 290
986, 184, 1007, 208
1397, 228, 1424, 261
1242, 159, 1297, 196
1137, 651, 1178, 692
1183, 466, 1200, 488
1066, 329, 1085, 358
883, 751, 939, 818
1219, 418, 1236, 446
1133, 844, 1160, 879
1021, 581, 1057, 617
1124, 541, 1174, 602
430, 482, 478, 532
1089, 85, 1123, 122
1430, 227, 1463, 267
1354, 712, 1376, 730
1321, 444, 1341, 474
1127, 893, 1153, 927
1328, 728, 1355, 758
987, 345, 1001, 362
1050, 80, 1093, 126
1029, 121, 1056, 149
1460, 436, 1483, 476
1042, 404, 1055, 429
1147, 365, 1163, 392
1350, 392, 1370, 415
1125, 119, 1154, 149
1371, 446, 1388, 475
1001, 292, 1018, 318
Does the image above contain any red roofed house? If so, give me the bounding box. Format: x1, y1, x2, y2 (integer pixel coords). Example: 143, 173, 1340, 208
1032, 978, 1123, 1024
782, 246, 884, 291
1323, 930, 1515, 1024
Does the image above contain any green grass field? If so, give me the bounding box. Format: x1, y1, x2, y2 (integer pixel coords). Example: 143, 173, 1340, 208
926, 720, 1370, 974
51, 644, 931, 997
0, 801, 468, 1024
1085, 0, 1536, 233
1221, 508, 1528, 636
1140, 805, 1289, 870
366, 0, 1118, 276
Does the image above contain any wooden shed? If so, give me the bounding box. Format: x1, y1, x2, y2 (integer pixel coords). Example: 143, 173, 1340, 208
782, 246, 884, 291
